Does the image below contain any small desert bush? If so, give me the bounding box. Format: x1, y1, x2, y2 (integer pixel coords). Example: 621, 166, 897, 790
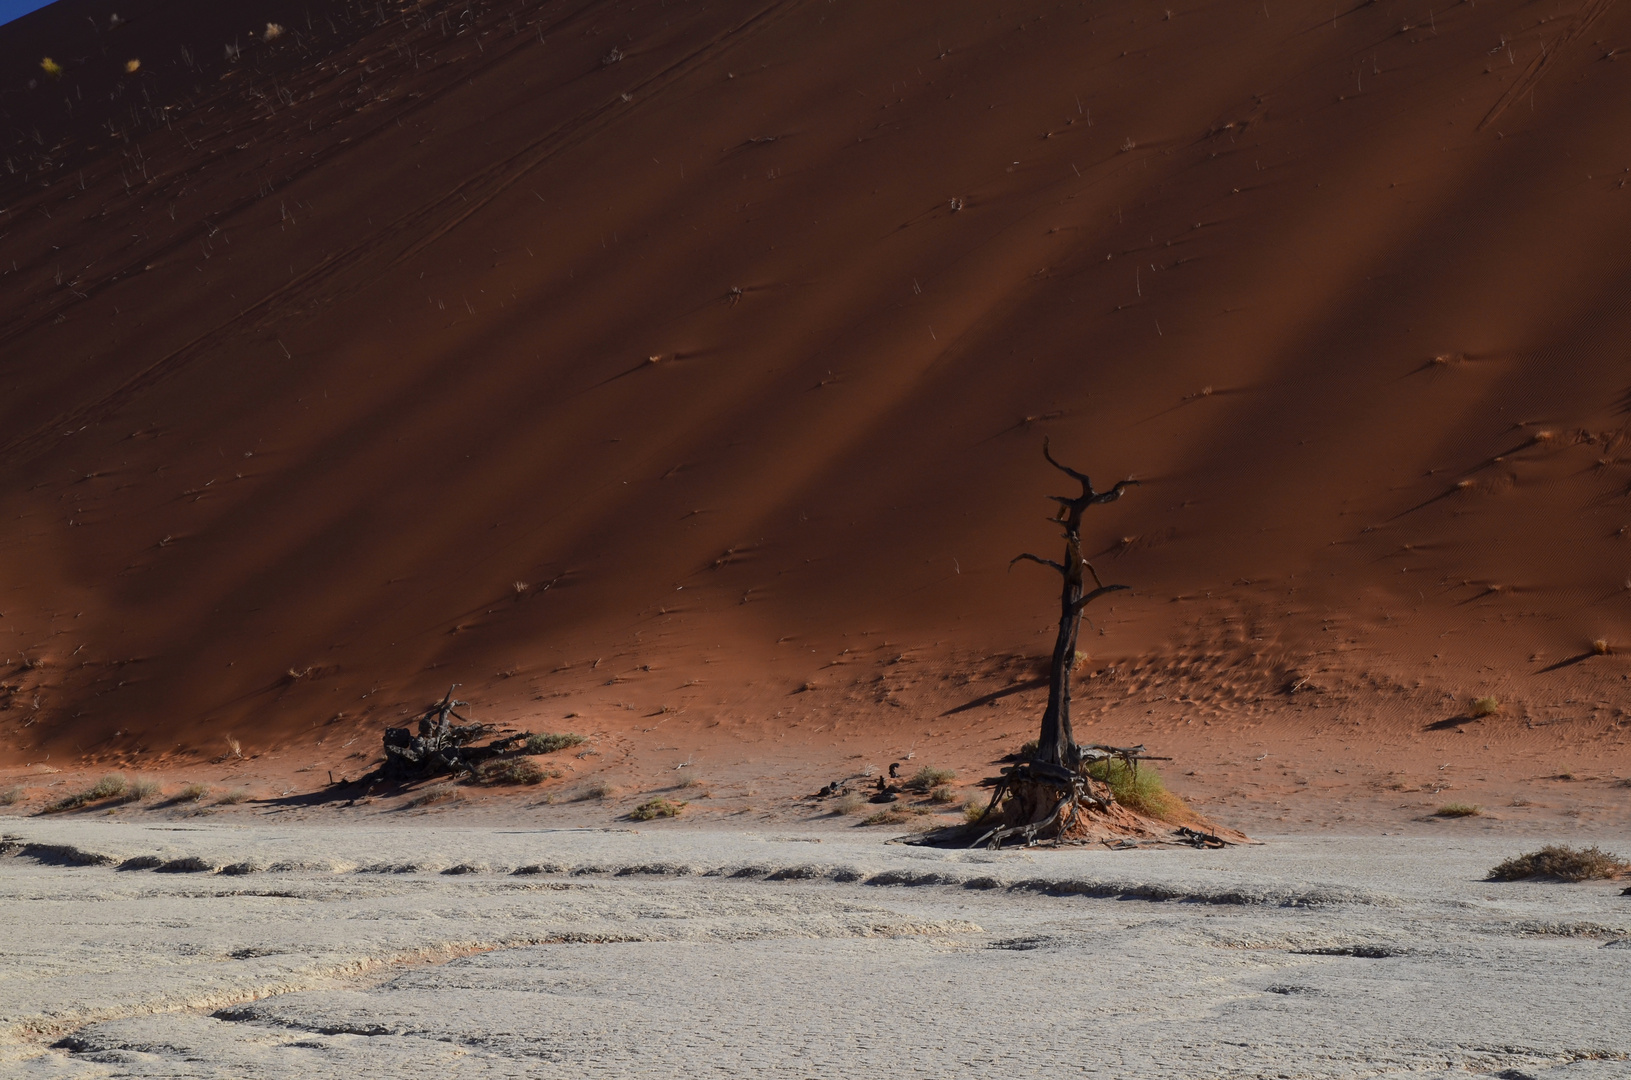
1469, 696, 1500, 717
1489, 845, 1630, 882
629, 797, 685, 820
47, 773, 127, 812
0, 785, 24, 806
1434, 802, 1482, 818
577, 780, 615, 801
174, 783, 209, 803
962, 797, 990, 824
525, 732, 586, 754
404, 783, 463, 809
829, 792, 864, 815
477, 757, 554, 785
860, 807, 906, 826
120, 778, 161, 804
907, 766, 956, 792
928, 785, 958, 804
1086, 759, 1185, 821
1017, 739, 1040, 759
215, 788, 251, 805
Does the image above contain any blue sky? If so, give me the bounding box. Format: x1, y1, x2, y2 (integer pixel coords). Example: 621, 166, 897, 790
0, 0, 55, 28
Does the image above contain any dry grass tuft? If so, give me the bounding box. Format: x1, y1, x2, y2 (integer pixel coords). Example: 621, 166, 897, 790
175, 783, 209, 803
1086, 759, 1187, 822
1488, 845, 1630, 882
928, 786, 959, 804
1434, 802, 1482, 818
476, 757, 554, 786
962, 797, 990, 823
628, 797, 685, 820
404, 783, 464, 809
907, 766, 956, 792
829, 792, 865, 815
860, 807, 907, 826
0, 785, 25, 806
215, 788, 251, 805
1469, 696, 1500, 717
46, 773, 127, 812
525, 732, 586, 754
1593, 638, 1612, 655
119, 778, 161, 804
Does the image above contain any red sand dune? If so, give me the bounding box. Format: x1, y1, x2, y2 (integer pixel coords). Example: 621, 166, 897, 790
2, 0, 1629, 823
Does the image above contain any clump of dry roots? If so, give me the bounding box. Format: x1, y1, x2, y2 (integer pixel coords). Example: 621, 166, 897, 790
958, 746, 1245, 850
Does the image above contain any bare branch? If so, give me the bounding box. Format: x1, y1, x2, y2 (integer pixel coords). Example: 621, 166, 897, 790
1041, 435, 1094, 488
1090, 477, 1140, 505
1082, 559, 1107, 591
1010, 552, 1065, 574
1071, 583, 1128, 611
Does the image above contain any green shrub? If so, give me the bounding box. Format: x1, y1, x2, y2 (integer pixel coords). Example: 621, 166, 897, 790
1085, 759, 1185, 821
525, 732, 586, 754
629, 797, 685, 820
1489, 845, 1630, 882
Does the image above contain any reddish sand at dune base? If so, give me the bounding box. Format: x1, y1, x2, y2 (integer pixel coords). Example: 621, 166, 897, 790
1, 0, 1629, 832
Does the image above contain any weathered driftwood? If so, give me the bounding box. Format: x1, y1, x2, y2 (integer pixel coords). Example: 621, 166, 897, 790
374, 687, 529, 782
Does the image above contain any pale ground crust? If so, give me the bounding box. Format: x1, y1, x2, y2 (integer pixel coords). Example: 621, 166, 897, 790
2, 820, 1627, 1079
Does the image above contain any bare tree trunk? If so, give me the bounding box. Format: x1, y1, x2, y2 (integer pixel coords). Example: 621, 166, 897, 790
975, 438, 1137, 846
1014, 438, 1138, 769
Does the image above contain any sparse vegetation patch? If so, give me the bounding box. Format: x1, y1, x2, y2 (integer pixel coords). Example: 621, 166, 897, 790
404, 783, 464, 809
476, 758, 554, 786
120, 778, 161, 804
1433, 802, 1482, 818
525, 732, 586, 754
45, 774, 127, 813
1488, 845, 1630, 882
1085, 759, 1186, 822
1469, 696, 1500, 717
629, 797, 685, 820
907, 766, 956, 792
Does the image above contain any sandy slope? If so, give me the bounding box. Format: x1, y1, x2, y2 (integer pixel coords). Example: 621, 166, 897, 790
0, 0, 1629, 805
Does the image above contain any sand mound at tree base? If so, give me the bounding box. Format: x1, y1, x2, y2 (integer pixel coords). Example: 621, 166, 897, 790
918, 799, 1250, 849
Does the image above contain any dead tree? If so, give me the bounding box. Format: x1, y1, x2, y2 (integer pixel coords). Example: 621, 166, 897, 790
373, 686, 530, 782
973, 438, 1138, 847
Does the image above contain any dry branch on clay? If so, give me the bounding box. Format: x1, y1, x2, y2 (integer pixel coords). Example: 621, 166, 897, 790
366, 686, 535, 784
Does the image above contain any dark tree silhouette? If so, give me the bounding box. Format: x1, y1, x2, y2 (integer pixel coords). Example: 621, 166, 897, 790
969, 439, 1140, 848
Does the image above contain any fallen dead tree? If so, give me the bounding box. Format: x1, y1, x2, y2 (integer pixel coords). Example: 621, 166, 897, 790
369, 687, 533, 783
